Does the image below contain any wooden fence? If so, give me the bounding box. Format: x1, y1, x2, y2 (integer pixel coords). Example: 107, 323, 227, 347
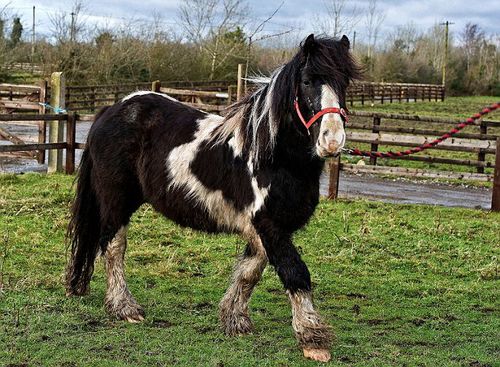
345, 111, 500, 175
346, 82, 444, 105
3, 74, 500, 209
324, 110, 500, 210
0, 113, 77, 174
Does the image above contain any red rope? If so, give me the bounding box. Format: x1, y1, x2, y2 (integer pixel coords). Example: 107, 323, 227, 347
343, 102, 499, 158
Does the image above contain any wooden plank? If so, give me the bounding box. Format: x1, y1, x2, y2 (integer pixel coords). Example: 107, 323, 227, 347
0, 114, 67, 121
0, 142, 67, 152
386, 154, 495, 168
48, 72, 66, 173
492, 139, 500, 211
159, 87, 228, 99
76, 114, 95, 122
347, 131, 497, 153
0, 100, 40, 110
184, 102, 226, 112
0, 83, 41, 92
38, 80, 48, 164
369, 116, 381, 165
328, 156, 341, 199
237, 64, 244, 101
152, 80, 161, 92
341, 163, 492, 182
65, 113, 76, 174
0, 126, 26, 145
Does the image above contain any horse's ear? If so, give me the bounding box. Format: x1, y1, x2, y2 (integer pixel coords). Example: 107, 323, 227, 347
340, 35, 350, 49
303, 34, 316, 56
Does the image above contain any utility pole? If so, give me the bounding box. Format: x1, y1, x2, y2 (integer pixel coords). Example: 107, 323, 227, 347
440, 21, 454, 87
352, 31, 356, 51
70, 12, 75, 43
31, 6, 35, 71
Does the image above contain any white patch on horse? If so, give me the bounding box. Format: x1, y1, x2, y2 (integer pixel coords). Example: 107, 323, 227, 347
317, 85, 346, 154
122, 91, 178, 102
166, 114, 269, 232
247, 67, 281, 164
227, 126, 244, 158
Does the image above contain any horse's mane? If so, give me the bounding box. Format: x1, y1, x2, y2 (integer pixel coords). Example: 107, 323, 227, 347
214, 35, 362, 168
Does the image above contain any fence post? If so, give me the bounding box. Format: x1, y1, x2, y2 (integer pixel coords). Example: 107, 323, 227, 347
90, 87, 96, 113
441, 85, 445, 101
227, 85, 233, 105
236, 64, 244, 101
48, 72, 65, 173
37, 80, 48, 164
477, 121, 487, 174
65, 112, 76, 174
492, 138, 500, 212
369, 115, 381, 165
328, 155, 341, 200
152, 80, 161, 92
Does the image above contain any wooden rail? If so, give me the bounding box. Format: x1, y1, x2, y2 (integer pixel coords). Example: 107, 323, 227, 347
0, 113, 77, 174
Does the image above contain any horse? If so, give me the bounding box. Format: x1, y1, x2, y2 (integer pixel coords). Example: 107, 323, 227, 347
66, 34, 361, 362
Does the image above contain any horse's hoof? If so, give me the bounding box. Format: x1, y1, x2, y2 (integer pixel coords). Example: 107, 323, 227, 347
118, 306, 145, 323
303, 348, 331, 362
124, 313, 145, 323
106, 298, 145, 323
221, 314, 253, 336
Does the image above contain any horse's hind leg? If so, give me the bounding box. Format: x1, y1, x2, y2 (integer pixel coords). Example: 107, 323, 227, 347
104, 225, 145, 323
219, 234, 267, 335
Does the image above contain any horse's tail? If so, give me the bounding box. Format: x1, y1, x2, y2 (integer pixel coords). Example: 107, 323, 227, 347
65, 147, 101, 296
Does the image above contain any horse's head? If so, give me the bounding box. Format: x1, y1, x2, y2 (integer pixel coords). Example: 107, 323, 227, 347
293, 34, 360, 158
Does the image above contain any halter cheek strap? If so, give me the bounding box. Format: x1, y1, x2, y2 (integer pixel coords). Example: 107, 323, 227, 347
294, 97, 348, 133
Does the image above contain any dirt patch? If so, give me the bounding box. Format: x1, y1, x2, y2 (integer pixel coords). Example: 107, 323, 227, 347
151, 319, 174, 328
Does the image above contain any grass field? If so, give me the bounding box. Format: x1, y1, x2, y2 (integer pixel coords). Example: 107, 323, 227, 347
353, 96, 499, 119
0, 173, 499, 366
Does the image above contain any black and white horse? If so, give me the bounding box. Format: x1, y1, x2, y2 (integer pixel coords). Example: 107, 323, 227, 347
66, 34, 360, 362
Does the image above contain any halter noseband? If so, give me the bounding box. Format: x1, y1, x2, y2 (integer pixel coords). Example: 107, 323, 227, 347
294, 95, 348, 133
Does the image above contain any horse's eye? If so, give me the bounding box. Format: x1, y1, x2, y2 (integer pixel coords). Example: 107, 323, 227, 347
303, 80, 311, 87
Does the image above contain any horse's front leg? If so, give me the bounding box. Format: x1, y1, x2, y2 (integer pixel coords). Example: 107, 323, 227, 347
260, 230, 332, 362
219, 234, 267, 335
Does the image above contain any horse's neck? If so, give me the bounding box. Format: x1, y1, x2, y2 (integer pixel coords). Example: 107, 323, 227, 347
269, 122, 325, 179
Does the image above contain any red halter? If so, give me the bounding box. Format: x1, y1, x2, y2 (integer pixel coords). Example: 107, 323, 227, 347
294, 96, 348, 133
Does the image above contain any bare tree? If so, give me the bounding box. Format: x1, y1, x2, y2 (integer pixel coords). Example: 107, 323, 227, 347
179, 0, 249, 79
365, 0, 385, 61
461, 23, 485, 72
243, 1, 295, 85
317, 0, 360, 38
48, 0, 88, 44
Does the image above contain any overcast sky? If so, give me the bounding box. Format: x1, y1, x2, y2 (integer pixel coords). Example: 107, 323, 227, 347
4, 0, 500, 45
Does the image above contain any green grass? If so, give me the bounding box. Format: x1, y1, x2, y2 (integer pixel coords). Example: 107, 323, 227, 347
1, 173, 499, 367
352, 96, 499, 119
